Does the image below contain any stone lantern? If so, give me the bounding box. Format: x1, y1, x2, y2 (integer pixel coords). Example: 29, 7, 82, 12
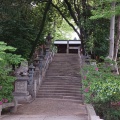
13, 76, 32, 103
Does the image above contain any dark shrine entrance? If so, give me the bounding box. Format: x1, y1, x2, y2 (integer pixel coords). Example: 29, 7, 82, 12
54, 40, 81, 53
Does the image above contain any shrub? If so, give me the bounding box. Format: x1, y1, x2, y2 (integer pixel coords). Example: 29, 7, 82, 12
0, 42, 24, 104
81, 61, 120, 120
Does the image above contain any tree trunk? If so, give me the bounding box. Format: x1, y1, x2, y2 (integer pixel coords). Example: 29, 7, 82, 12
80, 28, 85, 55
108, 2, 116, 59
29, 0, 52, 60
113, 16, 120, 75
113, 16, 120, 61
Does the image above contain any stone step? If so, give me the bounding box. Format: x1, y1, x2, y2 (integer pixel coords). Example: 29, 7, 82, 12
36, 94, 82, 100
38, 89, 81, 93
42, 82, 82, 85
48, 64, 79, 66
37, 53, 82, 104
47, 70, 80, 72
52, 59, 79, 61
39, 90, 81, 93
49, 63, 79, 65
46, 73, 80, 75
39, 86, 81, 90
46, 74, 81, 79
52, 58, 79, 61
43, 80, 81, 82
47, 71, 80, 73
36, 95, 82, 103
46, 71, 80, 73
43, 78, 81, 81
48, 67, 79, 69
44, 80, 81, 82
40, 84, 82, 88
35, 98, 83, 104
42, 81, 81, 87
45, 76, 81, 78
37, 92, 82, 97
41, 85, 81, 88
46, 73, 80, 76
44, 76, 81, 81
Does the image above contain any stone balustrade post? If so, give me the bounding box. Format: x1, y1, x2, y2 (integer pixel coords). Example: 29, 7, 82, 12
33, 56, 41, 97
49, 52, 52, 62
46, 49, 49, 56
28, 63, 35, 85
28, 64, 35, 98
33, 56, 40, 68
39, 55, 43, 71
67, 40, 69, 54
34, 80, 37, 98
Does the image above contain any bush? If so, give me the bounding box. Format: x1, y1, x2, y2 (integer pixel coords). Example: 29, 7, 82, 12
81, 61, 120, 120
0, 42, 24, 104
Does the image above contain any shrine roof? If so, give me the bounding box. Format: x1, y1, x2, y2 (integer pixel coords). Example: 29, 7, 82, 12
54, 40, 81, 45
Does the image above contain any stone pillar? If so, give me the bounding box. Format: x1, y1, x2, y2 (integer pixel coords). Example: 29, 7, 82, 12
78, 47, 80, 54
13, 76, 32, 103
34, 80, 37, 98
28, 63, 35, 85
67, 40, 69, 54
28, 64, 35, 98
33, 56, 41, 97
39, 55, 44, 75
49, 52, 53, 62
46, 49, 49, 57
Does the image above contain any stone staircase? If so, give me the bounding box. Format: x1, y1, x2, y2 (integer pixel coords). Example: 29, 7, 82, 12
37, 53, 83, 103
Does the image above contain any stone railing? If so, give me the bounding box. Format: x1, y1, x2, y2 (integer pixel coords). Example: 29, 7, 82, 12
32, 50, 54, 98
13, 48, 55, 103
78, 53, 103, 120
86, 104, 103, 120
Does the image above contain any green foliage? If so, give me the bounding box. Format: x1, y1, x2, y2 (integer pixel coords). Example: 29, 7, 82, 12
85, 18, 109, 57
54, 20, 76, 40
90, 0, 120, 20
0, 42, 24, 103
81, 60, 120, 119
0, 1, 58, 59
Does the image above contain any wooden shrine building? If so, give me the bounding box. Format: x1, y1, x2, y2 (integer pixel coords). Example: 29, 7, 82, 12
54, 40, 81, 53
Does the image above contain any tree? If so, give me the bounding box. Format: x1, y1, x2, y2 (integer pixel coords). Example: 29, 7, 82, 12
0, 0, 37, 59
109, 1, 116, 60
0, 0, 57, 60
113, 15, 120, 61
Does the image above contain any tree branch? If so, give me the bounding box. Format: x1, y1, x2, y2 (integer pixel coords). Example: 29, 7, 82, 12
64, 0, 78, 26
51, 2, 80, 38
29, 0, 52, 60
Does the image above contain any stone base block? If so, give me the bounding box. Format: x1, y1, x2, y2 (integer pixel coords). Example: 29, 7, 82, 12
14, 95, 32, 104
13, 91, 29, 96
